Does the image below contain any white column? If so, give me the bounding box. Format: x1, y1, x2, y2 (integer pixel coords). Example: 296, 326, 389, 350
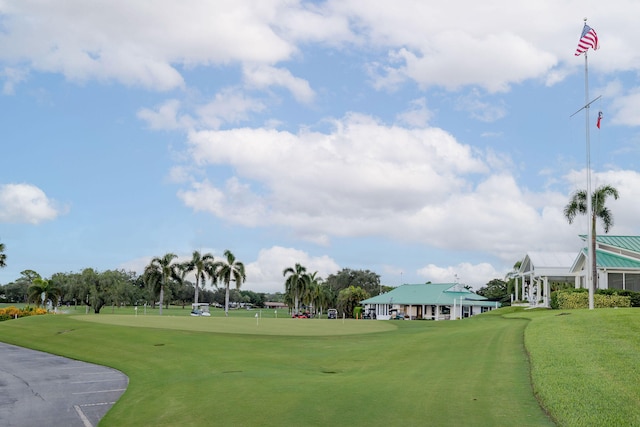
515, 276, 519, 301
544, 277, 550, 307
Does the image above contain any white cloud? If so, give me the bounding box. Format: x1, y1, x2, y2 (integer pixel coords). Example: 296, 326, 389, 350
196, 88, 267, 129
4, 1, 640, 101
244, 246, 341, 293
396, 98, 432, 127
243, 64, 315, 104
0, 0, 299, 90
455, 89, 507, 122
1, 66, 28, 95
0, 183, 62, 224
137, 99, 195, 131
610, 89, 640, 127
174, 114, 598, 263
417, 262, 503, 289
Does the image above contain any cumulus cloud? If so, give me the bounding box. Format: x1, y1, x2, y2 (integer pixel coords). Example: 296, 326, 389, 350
417, 262, 503, 289
244, 246, 341, 293
0, 0, 299, 90
243, 64, 315, 104
171, 113, 599, 263
6, 0, 639, 97
0, 183, 62, 224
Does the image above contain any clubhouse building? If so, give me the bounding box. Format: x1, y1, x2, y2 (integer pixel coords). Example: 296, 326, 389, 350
360, 283, 500, 321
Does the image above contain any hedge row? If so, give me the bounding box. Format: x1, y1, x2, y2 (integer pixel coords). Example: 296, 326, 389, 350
551, 289, 634, 309
0, 306, 48, 322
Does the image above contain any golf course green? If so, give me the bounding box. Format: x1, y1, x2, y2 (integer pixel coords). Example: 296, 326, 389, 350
1, 307, 638, 426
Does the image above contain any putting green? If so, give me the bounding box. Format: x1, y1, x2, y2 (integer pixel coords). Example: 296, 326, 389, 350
73, 314, 397, 336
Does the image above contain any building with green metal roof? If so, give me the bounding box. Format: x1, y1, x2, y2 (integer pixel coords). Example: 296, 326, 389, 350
513, 235, 640, 309
571, 235, 640, 292
359, 283, 500, 321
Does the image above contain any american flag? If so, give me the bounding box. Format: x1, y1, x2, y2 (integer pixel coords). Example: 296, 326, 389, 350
575, 24, 599, 56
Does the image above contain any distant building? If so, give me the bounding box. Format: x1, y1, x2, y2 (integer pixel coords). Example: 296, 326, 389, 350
264, 302, 288, 309
360, 283, 500, 321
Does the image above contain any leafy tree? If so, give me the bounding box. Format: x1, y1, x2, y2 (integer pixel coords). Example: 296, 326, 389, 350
564, 184, 619, 305
27, 278, 62, 308
324, 268, 381, 296
214, 250, 246, 317
239, 290, 265, 307
476, 279, 510, 304
1, 281, 29, 303
336, 285, 370, 318
144, 253, 180, 315
283, 263, 309, 314
0, 241, 6, 269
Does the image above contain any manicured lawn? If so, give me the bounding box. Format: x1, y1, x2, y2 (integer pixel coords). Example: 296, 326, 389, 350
508, 308, 640, 427
0, 310, 552, 426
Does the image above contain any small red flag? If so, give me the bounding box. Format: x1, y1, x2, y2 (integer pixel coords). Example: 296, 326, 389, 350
597, 111, 603, 129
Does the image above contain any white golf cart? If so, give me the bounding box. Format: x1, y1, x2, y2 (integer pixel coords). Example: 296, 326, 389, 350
190, 303, 211, 317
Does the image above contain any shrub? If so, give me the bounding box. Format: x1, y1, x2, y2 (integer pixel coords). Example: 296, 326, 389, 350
555, 290, 631, 309
0, 306, 48, 321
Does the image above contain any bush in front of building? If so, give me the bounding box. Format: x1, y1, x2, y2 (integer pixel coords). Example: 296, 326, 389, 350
551, 289, 631, 309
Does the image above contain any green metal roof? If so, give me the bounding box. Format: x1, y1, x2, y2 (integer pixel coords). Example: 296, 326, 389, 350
596, 250, 640, 269
360, 283, 494, 306
580, 235, 640, 254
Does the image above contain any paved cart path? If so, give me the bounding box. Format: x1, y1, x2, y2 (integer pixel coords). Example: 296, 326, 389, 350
0, 342, 128, 427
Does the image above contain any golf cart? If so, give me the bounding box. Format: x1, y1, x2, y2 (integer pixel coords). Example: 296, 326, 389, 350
190, 303, 211, 317
389, 308, 404, 320
327, 309, 338, 319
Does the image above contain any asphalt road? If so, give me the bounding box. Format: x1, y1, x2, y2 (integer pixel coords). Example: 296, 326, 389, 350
0, 342, 128, 427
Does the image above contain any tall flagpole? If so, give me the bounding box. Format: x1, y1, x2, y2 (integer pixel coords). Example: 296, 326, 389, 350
571, 17, 599, 310
584, 46, 594, 310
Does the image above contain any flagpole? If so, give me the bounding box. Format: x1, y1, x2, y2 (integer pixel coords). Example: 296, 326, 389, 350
584, 47, 594, 310
571, 18, 598, 310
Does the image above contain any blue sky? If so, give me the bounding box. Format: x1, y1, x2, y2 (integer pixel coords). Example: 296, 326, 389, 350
2, 1, 640, 292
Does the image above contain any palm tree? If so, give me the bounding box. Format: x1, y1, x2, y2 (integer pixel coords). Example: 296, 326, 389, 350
27, 278, 62, 308
0, 241, 6, 268
144, 253, 180, 315
283, 263, 310, 314
214, 250, 246, 317
564, 184, 619, 307
181, 250, 215, 306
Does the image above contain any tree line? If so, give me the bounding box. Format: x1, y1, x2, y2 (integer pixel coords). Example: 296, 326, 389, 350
283, 264, 392, 317
0, 243, 392, 318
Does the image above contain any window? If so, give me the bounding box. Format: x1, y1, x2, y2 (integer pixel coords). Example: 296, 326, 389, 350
608, 273, 624, 290
625, 274, 640, 292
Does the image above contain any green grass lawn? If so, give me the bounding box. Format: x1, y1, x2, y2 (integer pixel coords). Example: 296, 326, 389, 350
508, 308, 640, 427
0, 309, 553, 426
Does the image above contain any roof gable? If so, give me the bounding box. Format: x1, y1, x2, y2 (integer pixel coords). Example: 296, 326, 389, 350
518, 251, 576, 278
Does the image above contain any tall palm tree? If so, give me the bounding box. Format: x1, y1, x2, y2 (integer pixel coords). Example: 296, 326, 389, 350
144, 253, 180, 316
0, 241, 6, 269
564, 184, 619, 306
27, 278, 62, 308
215, 250, 246, 317
283, 263, 309, 314
181, 250, 215, 306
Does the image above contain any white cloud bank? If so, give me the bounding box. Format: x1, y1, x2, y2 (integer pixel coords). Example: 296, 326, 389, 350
0, 183, 62, 224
